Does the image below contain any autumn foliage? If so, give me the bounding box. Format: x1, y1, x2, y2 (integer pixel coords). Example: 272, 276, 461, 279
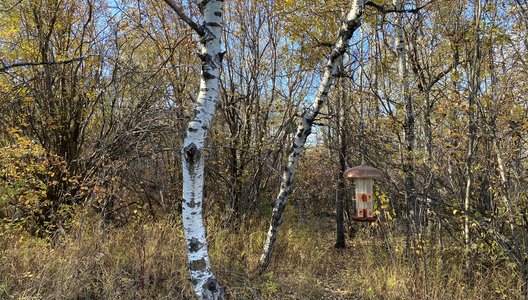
1, 0, 527, 299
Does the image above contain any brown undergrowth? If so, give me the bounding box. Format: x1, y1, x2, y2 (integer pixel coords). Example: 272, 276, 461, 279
0, 207, 523, 299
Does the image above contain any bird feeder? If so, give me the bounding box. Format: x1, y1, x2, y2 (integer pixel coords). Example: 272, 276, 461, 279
344, 164, 384, 222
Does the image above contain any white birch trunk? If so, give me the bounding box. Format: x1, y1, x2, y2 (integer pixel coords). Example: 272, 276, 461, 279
180, 0, 225, 298
258, 0, 364, 270
491, 132, 516, 235
393, 0, 418, 230
464, 0, 482, 270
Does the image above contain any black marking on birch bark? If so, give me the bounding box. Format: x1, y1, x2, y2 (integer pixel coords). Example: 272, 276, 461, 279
199, 34, 207, 45
202, 125, 208, 130
198, 53, 211, 62
189, 258, 207, 271
203, 277, 221, 293
198, 0, 210, 14
203, 72, 216, 80
218, 51, 226, 62
189, 237, 204, 252
183, 143, 200, 164
188, 127, 198, 132
200, 31, 216, 44
344, 28, 355, 41
214, 11, 222, 17
187, 200, 201, 208
330, 50, 341, 60
205, 22, 221, 27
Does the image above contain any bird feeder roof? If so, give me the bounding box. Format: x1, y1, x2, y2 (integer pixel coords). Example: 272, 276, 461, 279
344, 164, 383, 180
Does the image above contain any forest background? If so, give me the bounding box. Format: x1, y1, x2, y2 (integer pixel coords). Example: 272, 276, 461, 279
0, 0, 527, 299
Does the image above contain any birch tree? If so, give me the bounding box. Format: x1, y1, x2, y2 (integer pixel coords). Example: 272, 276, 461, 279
464, 0, 482, 271
259, 0, 365, 270
163, 0, 225, 298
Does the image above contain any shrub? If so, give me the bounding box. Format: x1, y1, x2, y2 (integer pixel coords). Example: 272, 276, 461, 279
0, 128, 81, 236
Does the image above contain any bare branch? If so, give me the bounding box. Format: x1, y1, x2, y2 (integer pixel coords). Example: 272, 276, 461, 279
427, 49, 460, 90
0, 1, 19, 13
162, 0, 205, 36
0, 57, 85, 73
365, 0, 436, 14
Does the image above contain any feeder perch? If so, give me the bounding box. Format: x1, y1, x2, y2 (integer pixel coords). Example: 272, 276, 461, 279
344, 164, 383, 222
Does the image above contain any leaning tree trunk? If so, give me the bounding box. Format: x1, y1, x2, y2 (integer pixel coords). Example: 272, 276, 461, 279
176, 0, 225, 298
258, 0, 365, 271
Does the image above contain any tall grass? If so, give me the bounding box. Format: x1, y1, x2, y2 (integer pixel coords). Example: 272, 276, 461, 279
0, 208, 523, 299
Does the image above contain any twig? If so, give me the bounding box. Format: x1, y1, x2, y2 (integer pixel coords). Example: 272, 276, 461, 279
162, 0, 205, 36
0, 57, 85, 73
365, 0, 436, 14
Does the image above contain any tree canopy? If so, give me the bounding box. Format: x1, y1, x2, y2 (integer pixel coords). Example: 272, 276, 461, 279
1, 0, 527, 299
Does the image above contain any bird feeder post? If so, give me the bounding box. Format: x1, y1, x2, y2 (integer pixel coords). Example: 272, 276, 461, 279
344, 164, 383, 222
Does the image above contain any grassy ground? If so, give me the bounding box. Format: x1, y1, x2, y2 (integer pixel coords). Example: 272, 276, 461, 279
0, 208, 523, 299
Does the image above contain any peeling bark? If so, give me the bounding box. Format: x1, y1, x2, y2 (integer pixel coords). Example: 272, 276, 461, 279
258, 0, 365, 271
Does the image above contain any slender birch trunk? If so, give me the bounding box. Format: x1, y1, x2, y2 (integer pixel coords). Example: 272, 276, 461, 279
166, 0, 225, 298
492, 131, 514, 217
258, 0, 364, 271
464, 0, 482, 272
393, 0, 418, 232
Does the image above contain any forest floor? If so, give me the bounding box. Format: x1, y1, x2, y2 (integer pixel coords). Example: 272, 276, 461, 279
0, 207, 523, 299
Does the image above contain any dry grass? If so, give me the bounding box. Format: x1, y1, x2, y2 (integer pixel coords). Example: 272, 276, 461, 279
0, 208, 523, 299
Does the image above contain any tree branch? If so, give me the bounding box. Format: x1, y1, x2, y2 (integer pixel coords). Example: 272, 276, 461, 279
0, 57, 85, 73
365, 0, 436, 14
426, 48, 460, 90
162, 0, 205, 36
